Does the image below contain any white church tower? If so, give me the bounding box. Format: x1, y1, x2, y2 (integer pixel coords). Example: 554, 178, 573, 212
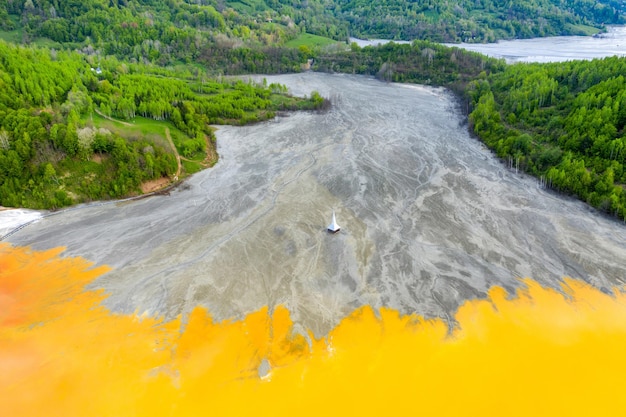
327, 210, 340, 233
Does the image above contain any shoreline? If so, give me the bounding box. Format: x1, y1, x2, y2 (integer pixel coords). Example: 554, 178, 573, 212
0, 177, 186, 241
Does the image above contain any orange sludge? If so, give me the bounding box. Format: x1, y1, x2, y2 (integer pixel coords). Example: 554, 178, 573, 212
2, 243, 626, 416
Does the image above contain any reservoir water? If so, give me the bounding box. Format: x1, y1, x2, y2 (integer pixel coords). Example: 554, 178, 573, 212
447, 25, 626, 62
5, 34, 626, 335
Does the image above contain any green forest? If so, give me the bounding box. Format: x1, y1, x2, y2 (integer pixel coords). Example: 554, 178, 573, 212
1, 0, 624, 59
0, 40, 325, 209
332, 0, 625, 42
468, 58, 626, 219
313, 41, 505, 94
0, 0, 347, 64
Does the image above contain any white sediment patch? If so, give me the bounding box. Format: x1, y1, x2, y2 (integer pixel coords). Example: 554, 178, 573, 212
445, 25, 626, 63
0, 209, 43, 238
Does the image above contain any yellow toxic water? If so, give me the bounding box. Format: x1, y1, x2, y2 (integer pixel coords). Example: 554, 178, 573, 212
2, 243, 626, 416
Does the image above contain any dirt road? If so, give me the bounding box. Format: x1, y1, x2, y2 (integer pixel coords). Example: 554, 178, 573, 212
164, 127, 182, 179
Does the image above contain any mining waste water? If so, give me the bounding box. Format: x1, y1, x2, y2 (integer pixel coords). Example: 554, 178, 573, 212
8, 73, 626, 336
447, 25, 626, 63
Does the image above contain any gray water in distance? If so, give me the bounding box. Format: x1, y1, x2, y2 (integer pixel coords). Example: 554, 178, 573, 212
8, 72, 626, 336
446, 25, 626, 62
349, 37, 411, 47
350, 26, 626, 63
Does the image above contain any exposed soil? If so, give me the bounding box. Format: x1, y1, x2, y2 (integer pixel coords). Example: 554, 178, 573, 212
141, 177, 171, 194
164, 127, 182, 179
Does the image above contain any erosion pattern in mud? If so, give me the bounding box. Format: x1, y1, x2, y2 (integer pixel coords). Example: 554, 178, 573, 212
9, 73, 626, 335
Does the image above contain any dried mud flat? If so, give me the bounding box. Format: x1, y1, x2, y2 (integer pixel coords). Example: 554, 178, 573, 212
9, 73, 626, 335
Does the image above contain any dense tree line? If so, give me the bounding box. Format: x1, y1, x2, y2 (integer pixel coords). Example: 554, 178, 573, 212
1, 0, 624, 64
468, 57, 626, 219
331, 0, 624, 42
0, 41, 322, 209
198, 44, 309, 75
0, 0, 352, 65
0, 41, 178, 208
314, 41, 505, 95
0, 0, 310, 63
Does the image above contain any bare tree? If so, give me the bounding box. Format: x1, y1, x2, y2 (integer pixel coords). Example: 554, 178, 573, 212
377, 61, 394, 83
422, 47, 435, 65
0, 129, 10, 150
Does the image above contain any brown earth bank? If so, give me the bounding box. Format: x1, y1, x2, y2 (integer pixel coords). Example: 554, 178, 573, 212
141, 177, 172, 194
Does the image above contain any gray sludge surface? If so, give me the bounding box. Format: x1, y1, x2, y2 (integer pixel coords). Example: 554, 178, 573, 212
10, 73, 626, 336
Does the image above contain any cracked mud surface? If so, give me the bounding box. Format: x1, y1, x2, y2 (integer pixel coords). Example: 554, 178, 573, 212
10, 73, 626, 336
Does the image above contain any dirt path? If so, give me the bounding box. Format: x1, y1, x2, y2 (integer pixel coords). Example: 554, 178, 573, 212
173, 133, 216, 168
94, 109, 186, 183
180, 156, 208, 167
179, 133, 217, 168
165, 127, 182, 179
94, 109, 182, 178
94, 108, 133, 127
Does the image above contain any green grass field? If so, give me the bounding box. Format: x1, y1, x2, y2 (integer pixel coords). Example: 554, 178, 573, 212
84, 111, 211, 176
0, 28, 62, 48
181, 159, 204, 174
83, 112, 176, 155
423, 10, 440, 22
227, 0, 268, 14
564, 23, 602, 36
0, 28, 23, 43
285, 33, 339, 48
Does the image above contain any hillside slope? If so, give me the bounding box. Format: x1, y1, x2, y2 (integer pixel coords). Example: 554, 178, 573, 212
0, 40, 323, 209
469, 57, 626, 220
334, 0, 625, 42
1, 0, 624, 58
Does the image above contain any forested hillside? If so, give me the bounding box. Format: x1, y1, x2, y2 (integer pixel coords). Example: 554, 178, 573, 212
0, 0, 347, 65
314, 41, 505, 94
333, 0, 625, 42
0, 0, 285, 62
1, 0, 624, 61
0, 41, 323, 209
468, 57, 626, 220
